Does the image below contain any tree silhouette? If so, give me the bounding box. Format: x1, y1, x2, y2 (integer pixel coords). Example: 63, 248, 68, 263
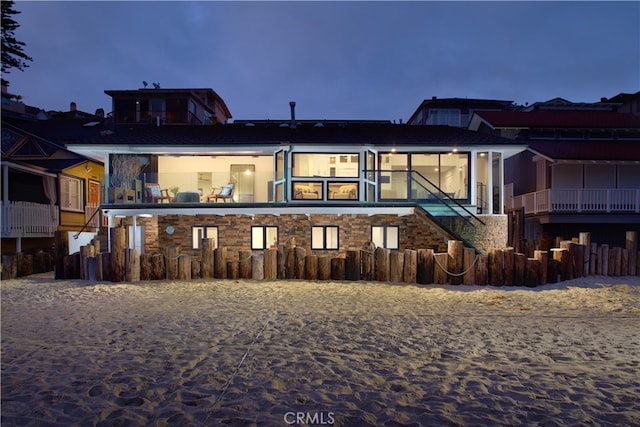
1, 0, 33, 87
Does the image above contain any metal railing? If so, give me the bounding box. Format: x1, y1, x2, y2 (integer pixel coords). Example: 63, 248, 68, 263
512, 188, 640, 214
0, 201, 59, 237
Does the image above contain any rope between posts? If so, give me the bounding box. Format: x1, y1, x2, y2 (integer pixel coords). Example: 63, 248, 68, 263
433, 253, 480, 277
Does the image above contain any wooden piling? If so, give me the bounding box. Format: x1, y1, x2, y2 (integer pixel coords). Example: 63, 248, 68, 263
264, 249, 278, 280
346, 250, 361, 281
489, 249, 504, 286
627, 231, 638, 276
433, 253, 448, 284
476, 254, 488, 286
579, 232, 591, 275
318, 256, 331, 280
227, 261, 239, 279
306, 255, 318, 280
54, 231, 69, 280
525, 258, 541, 287
403, 249, 417, 284
463, 248, 476, 285
214, 247, 227, 279
165, 245, 179, 280
125, 248, 140, 282
551, 248, 569, 281
590, 243, 598, 275
389, 251, 404, 283
151, 254, 165, 280
239, 250, 252, 279
417, 248, 434, 285
514, 253, 527, 286
447, 240, 464, 285
331, 257, 345, 280
294, 247, 306, 279
141, 253, 152, 281
110, 227, 127, 282
361, 249, 375, 281
375, 247, 390, 283
503, 247, 515, 286
534, 250, 549, 284
600, 244, 609, 276
201, 238, 215, 278
252, 254, 264, 280
177, 254, 191, 280
191, 258, 201, 279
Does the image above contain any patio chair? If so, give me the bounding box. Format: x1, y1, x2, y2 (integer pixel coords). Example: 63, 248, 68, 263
145, 183, 171, 203
207, 183, 235, 202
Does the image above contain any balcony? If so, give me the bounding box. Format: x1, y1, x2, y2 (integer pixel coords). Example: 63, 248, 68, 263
0, 201, 60, 238
511, 188, 640, 215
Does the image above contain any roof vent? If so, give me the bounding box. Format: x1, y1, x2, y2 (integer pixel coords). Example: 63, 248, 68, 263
289, 101, 297, 129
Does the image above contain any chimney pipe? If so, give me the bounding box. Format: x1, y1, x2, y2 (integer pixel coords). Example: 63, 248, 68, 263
289, 101, 296, 128
70, 101, 77, 111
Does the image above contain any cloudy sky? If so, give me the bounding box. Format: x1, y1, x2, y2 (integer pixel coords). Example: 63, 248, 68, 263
5, 1, 639, 121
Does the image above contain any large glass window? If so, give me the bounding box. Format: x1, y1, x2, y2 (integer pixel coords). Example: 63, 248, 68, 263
371, 226, 399, 249
328, 182, 358, 200
293, 182, 322, 200
311, 226, 339, 250
252, 226, 278, 250
192, 226, 218, 249
292, 153, 359, 178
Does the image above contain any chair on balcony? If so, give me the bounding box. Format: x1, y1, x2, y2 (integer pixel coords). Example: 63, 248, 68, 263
145, 183, 171, 203
207, 183, 235, 202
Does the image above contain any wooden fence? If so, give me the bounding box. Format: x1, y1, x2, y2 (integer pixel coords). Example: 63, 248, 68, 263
26, 228, 637, 287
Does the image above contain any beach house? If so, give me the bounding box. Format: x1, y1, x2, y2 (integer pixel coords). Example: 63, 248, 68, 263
62, 87, 527, 256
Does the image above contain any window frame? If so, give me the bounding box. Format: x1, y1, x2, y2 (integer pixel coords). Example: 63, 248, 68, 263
371, 226, 399, 250
311, 225, 339, 250
192, 225, 219, 250
59, 174, 84, 212
251, 226, 279, 250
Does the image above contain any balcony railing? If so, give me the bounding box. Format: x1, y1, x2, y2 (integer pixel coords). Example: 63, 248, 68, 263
512, 188, 640, 214
0, 201, 60, 237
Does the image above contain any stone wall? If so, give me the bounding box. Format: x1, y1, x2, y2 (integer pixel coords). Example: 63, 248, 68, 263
151, 213, 450, 257
470, 214, 508, 254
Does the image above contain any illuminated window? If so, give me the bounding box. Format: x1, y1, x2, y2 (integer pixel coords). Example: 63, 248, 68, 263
292, 153, 359, 177
60, 175, 83, 212
371, 226, 399, 249
311, 226, 339, 250
252, 226, 278, 250
192, 226, 218, 249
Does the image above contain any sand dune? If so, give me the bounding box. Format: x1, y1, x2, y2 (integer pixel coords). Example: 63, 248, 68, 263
2, 274, 639, 426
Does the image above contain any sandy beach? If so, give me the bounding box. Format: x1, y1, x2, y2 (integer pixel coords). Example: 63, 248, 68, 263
2, 274, 639, 426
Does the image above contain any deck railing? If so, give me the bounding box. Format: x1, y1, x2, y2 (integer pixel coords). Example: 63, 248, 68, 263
0, 201, 60, 237
512, 188, 640, 214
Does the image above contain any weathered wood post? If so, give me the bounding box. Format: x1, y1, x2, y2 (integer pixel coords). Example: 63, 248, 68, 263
239, 250, 252, 279
201, 238, 215, 278
417, 248, 435, 285
503, 247, 515, 286
111, 227, 127, 282
191, 258, 201, 279
621, 249, 629, 276
294, 247, 306, 279
331, 257, 345, 280
361, 243, 376, 281
433, 253, 448, 285
95, 251, 103, 281
375, 247, 390, 283
599, 244, 609, 276
389, 251, 404, 283
403, 249, 417, 284
489, 248, 504, 286
285, 243, 296, 280
100, 252, 111, 281
475, 254, 488, 286
86, 257, 97, 283
514, 253, 527, 286
151, 253, 165, 280
534, 250, 549, 285
463, 248, 476, 285
165, 245, 180, 281
306, 254, 318, 280
264, 249, 278, 280
574, 244, 585, 278
214, 247, 227, 279
525, 258, 541, 287
610, 247, 622, 276
177, 254, 191, 281
125, 248, 140, 282
590, 243, 598, 275
227, 261, 239, 279
626, 231, 637, 276
559, 241, 575, 280
551, 248, 569, 282
579, 232, 591, 275
447, 241, 464, 285
346, 250, 361, 281
277, 245, 286, 279
318, 256, 331, 280
140, 253, 152, 281
252, 253, 264, 280
54, 231, 69, 280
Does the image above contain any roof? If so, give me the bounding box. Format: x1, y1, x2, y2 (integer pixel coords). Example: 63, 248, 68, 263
472, 111, 640, 129
69, 121, 524, 148
529, 139, 640, 162
408, 97, 514, 124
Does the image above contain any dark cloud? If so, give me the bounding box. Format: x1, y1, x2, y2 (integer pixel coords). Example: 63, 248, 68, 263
7, 1, 639, 121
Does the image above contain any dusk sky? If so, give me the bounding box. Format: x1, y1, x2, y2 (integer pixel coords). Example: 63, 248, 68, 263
6, 1, 639, 122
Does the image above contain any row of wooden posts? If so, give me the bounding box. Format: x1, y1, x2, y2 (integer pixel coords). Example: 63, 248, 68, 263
53, 228, 640, 286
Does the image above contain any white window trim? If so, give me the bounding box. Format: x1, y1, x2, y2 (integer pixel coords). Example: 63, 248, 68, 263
60, 174, 84, 212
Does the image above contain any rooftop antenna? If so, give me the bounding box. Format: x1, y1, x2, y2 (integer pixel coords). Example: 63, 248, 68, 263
142, 81, 148, 88
152, 82, 160, 89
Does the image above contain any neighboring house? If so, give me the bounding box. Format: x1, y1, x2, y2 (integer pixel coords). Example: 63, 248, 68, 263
64, 91, 527, 256
1, 123, 105, 254
105, 87, 232, 126
469, 107, 640, 247
407, 96, 515, 127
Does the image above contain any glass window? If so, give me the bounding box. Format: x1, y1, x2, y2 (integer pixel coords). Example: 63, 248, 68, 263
192, 226, 218, 249
427, 109, 461, 127
311, 226, 339, 250
371, 226, 399, 249
252, 226, 278, 250
293, 182, 322, 200
60, 175, 83, 212
380, 152, 408, 199
328, 182, 358, 200
292, 153, 359, 177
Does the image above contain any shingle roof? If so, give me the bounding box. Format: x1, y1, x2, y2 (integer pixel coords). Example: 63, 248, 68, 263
71, 122, 522, 147
475, 111, 640, 129
529, 139, 640, 161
